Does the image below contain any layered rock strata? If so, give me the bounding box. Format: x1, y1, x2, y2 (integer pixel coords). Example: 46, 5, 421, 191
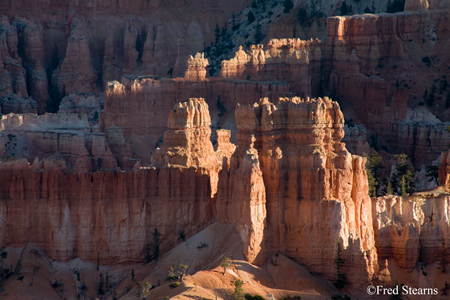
0, 157, 216, 263
220, 39, 323, 97
0, 98, 235, 263
373, 195, 450, 271
0, 113, 116, 172
217, 97, 379, 284
184, 53, 209, 81
152, 98, 219, 168
104, 76, 290, 146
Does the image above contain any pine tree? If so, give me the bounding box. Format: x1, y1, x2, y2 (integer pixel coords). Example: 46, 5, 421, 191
214, 22, 220, 43
283, 0, 294, 13
248, 11, 255, 24
333, 240, 347, 290
255, 23, 262, 44
232, 280, 245, 300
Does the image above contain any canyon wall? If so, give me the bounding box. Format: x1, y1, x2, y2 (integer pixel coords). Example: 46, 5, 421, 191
1, 6, 449, 170
324, 11, 450, 167
0, 98, 233, 263
103, 76, 290, 146
0, 0, 252, 112
0, 158, 216, 264
373, 194, 450, 271
217, 97, 378, 285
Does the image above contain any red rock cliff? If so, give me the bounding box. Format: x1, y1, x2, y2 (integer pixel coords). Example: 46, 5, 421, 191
218, 97, 379, 285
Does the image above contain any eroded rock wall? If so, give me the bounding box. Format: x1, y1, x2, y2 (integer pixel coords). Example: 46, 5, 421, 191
218, 97, 379, 285
103, 76, 290, 146
373, 195, 450, 271
0, 158, 216, 264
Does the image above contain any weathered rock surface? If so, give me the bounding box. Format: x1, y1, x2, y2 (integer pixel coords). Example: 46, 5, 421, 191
152, 98, 219, 168
0, 113, 116, 172
104, 76, 290, 147
59, 93, 103, 124
0, 158, 216, 263
218, 97, 378, 284
1, 94, 38, 114
220, 39, 322, 96
373, 195, 450, 271
52, 17, 97, 95
184, 53, 209, 81
15, 16, 49, 113
342, 124, 371, 156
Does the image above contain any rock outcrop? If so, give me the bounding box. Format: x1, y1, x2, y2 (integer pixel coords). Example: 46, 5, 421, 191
0, 157, 216, 263
373, 195, 450, 271
0, 95, 38, 114
218, 97, 378, 284
103, 76, 290, 147
220, 39, 322, 96
52, 17, 97, 95
184, 53, 209, 81
0, 113, 116, 172
152, 98, 219, 168
0, 99, 232, 263
59, 93, 103, 124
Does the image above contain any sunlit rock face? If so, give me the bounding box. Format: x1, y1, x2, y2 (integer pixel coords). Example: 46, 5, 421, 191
218, 97, 379, 285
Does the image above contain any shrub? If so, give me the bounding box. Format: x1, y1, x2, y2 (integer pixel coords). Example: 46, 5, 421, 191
245, 294, 266, 300
170, 282, 180, 288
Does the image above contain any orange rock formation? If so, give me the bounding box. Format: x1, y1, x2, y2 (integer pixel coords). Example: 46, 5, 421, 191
218, 97, 378, 284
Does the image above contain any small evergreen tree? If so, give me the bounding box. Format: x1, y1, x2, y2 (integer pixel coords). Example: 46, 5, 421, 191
364, 6, 373, 13
364, 152, 384, 197
425, 165, 439, 186
340, 2, 348, 15
152, 228, 161, 261
214, 22, 221, 43
233, 280, 245, 300
297, 7, 308, 25
333, 240, 347, 290
248, 11, 255, 24
387, 0, 405, 13
283, 0, 294, 13
219, 256, 234, 275
255, 23, 263, 44
393, 154, 416, 196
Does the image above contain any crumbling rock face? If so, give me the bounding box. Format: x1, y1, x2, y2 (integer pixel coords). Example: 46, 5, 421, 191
214, 129, 236, 166
0, 113, 116, 172
59, 93, 103, 124
0, 17, 28, 99
373, 195, 450, 271
342, 124, 371, 156
0, 158, 216, 263
104, 76, 290, 147
0, 99, 232, 263
220, 39, 322, 97
405, 0, 430, 10
152, 98, 219, 168
218, 97, 378, 284
52, 17, 97, 95
1, 94, 38, 114
15, 16, 49, 113
184, 53, 209, 81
